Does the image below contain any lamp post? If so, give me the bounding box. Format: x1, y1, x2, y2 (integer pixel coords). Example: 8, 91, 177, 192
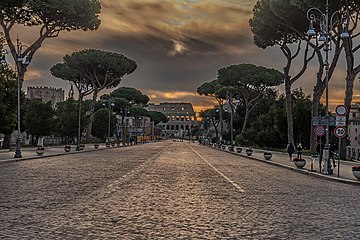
307, 0, 350, 174
0, 37, 31, 158
227, 92, 241, 147
76, 79, 85, 151
120, 108, 130, 145
215, 105, 223, 145
103, 97, 114, 144
142, 117, 147, 144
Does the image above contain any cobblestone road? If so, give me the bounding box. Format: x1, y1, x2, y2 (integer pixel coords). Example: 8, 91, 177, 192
1, 141, 360, 239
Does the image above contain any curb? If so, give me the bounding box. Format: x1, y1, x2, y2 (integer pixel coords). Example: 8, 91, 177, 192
208, 145, 360, 186
0, 144, 136, 164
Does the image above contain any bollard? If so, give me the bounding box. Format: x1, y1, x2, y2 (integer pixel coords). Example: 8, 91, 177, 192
310, 155, 317, 172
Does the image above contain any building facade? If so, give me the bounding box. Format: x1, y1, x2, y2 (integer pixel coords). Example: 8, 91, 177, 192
27, 86, 64, 107
147, 102, 197, 138
348, 103, 360, 147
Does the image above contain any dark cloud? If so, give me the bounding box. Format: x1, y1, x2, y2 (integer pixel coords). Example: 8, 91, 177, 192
15, 0, 354, 113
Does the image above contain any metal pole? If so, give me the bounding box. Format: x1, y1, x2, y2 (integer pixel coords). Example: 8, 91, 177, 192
76, 93, 82, 151
229, 94, 234, 147
122, 112, 125, 146
14, 65, 22, 158
323, 0, 330, 174
337, 138, 341, 177
107, 99, 111, 144
219, 105, 223, 144
14, 37, 22, 158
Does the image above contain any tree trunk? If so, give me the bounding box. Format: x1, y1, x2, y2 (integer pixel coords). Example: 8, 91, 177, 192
85, 90, 98, 141
2, 134, 12, 149
342, 72, 356, 159
310, 84, 322, 154
285, 77, 294, 145
241, 98, 250, 134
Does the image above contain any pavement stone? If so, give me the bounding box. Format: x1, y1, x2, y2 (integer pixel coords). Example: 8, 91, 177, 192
1, 141, 360, 239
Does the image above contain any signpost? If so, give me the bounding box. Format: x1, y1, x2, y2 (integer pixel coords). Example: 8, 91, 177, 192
314, 125, 326, 137
334, 105, 348, 178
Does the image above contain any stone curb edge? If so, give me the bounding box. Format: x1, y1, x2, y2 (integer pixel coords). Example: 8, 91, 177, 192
0, 144, 135, 164
208, 145, 360, 186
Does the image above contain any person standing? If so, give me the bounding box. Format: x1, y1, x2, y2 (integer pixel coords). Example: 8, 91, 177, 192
287, 143, 295, 161
317, 142, 323, 172
297, 143, 303, 159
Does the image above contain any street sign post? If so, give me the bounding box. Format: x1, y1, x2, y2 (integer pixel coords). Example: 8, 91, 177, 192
314, 125, 326, 137
334, 126, 346, 138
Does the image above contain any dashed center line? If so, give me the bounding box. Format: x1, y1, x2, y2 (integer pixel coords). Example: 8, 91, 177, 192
187, 144, 245, 193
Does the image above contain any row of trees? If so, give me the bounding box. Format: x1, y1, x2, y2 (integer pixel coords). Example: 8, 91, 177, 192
0, 1, 163, 147
198, 1, 360, 154
250, 0, 360, 156
0, 78, 167, 148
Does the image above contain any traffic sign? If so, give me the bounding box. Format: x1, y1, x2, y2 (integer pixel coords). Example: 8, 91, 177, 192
312, 117, 320, 126
320, 116, 336, 126
336, 116, 346, 126
314, 125, 326, 136
334, 126, 346, 138
312, 116, 336, 126
335, 105, 348, 116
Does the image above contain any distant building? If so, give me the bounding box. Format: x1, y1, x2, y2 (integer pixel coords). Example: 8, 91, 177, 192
147, 102, 197, 138
27, 86, 64, 107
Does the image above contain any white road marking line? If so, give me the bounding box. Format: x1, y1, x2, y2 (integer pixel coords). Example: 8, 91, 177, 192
188, 144, 245, 193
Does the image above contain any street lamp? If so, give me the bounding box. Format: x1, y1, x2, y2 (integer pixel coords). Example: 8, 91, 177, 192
76, 78, 87, 151
215, 106, 223, 145
1, 37, 31, 158
120, 108, 130, 145
103, 97, 115, 144
227, 92, 241, 147
307, 0, 350, 174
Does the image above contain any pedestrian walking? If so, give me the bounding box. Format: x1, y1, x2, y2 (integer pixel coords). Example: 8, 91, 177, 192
287, 143, 295, 161
297, 143, 303, 159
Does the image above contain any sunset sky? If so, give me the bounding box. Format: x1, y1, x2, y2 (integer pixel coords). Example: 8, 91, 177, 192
15, 0, 360, 113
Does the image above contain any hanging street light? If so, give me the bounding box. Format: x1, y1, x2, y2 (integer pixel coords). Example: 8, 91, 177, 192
306, 0, 350, 174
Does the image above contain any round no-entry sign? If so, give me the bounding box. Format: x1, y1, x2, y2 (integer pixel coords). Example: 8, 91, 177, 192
334, 126, 346, 138
335, 105, 348, 116
314, 125, 326, 136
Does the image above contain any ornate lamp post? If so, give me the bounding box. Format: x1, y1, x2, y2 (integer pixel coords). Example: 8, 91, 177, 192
0, 37, 31, 158
103, 97, 115, 144
307, 0, 350, 174
76, 78, 87, 151
15, 37, 31, 158
215, 106, 223, 145
227, 92, 241, 147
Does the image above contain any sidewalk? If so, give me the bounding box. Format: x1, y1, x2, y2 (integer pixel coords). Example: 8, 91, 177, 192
213, 145, 360, 185
0, 143, 127, 163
